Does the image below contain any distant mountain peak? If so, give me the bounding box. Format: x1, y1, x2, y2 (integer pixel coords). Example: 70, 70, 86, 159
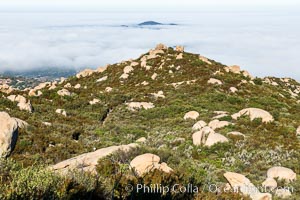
138, 21, 162, 26
138, 21, 177, 26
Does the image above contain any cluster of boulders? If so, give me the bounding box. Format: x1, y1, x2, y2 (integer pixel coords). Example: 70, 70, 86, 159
263, 77, 300, 99
0, 112, 27, 158
184, 111, 232, 147
139, 44, 167, 71
0, 84, 14, 94
50, 142, 173, 177
27, 80, 63, 96
76, 67, 106, 79
224, 172, 272, 200
7, 94, 33, 113
187, 108, 274, 147
120, 62, 138, 79
51, 143, 138, 174
224, 65, 253, 79
224, 166, 297, 199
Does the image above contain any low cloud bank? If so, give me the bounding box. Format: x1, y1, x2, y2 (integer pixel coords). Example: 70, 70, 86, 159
0, 12, 299, 80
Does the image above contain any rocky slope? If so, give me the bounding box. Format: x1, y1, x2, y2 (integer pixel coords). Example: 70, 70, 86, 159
0, 44, 299, 199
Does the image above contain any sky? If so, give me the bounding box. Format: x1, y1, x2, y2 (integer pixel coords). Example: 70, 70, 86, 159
1, 0, 300, 11
0, 0, 299, 80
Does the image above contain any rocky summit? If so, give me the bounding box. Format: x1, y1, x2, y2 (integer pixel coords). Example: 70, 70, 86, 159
0, 44, 299, 199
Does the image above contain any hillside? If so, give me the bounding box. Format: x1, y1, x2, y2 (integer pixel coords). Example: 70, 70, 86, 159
0, 44, 299, 199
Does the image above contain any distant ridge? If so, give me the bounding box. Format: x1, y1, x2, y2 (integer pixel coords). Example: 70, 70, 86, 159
138, 21, 177, 26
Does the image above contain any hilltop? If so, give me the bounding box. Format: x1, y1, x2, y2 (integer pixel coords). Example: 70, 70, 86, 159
0, 44, 299, 199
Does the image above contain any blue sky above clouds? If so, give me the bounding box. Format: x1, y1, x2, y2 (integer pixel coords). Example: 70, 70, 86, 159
0, 0, 299, 80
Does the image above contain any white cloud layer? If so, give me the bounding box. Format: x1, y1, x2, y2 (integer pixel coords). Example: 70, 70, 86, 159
0, 11, 300, 80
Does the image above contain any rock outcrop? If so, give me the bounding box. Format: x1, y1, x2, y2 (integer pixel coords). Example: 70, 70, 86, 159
175, 46, 184, 52
232, 108, 274, 123
199, 55, 212, 65
76, 69, 95, 79
76, 67, 106, 79
0, 112, 27, 157
130, 153, 173, 176
0, 84, 13, 94
51, 143, 138, 174
224, 172, 272, 200
7, 95, 33, 113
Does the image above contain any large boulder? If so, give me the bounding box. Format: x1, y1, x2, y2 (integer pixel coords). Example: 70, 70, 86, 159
204, 132, 229, 147
51, 143, 138, 174
262, 178, 277, 190
130, 153, 173, 176
267, 166, 296, 182
0, 112, 27, 158
296, 126, 300, 136
232, 108, 274, 123
192, 126, 215, 146
224, 172, 272, 200
184, 111, 199, 120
